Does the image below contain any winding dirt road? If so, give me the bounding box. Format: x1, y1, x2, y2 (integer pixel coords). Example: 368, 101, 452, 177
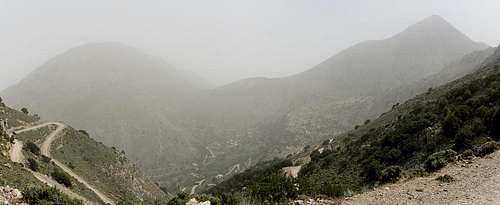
10, 122, 115, 205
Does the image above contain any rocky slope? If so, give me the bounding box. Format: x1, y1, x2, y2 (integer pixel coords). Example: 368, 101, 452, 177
0, 102, 166, 204
342, 151, 500, 205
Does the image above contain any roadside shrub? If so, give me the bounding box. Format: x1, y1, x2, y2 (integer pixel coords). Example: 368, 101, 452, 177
320, 182, 345, 197
51, 169, 72, 188
454, 124, 474, 150
491, 110, 500, 140
363, 158, 383, 182
458, 149, 475, 160
442, 111, 461, 138
424, 150, 457, 172
24, 142, 41, 156
379, 166, 401, 183
474, 141, 500, 157
167, 192, 190, 205
196, 194, 221, 205
23, 187, 83, 205
435, 174, 454, 183
41, 155, 52, 163
249, 173, 298, 202
27, 158, 39, 172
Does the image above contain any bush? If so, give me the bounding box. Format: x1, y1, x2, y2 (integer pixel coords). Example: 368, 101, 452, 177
454, 124, 474, 150
167, 192, 190, 205
491, 110, 500, 140
320, 183, 345, 197
442, 111, 461, 138
51, 169, 72, 188
249, 173, 298, 202
474, 141, 500, 157
458, 149, 475, 160
435, 174, 454, 183
21, 107, 29, 115
196, 194, 221, 205
24, 142, 41, 156
41, 155, 52, 163
424, 150, 457, 172
379, 166, 401, 183
23, 187, 83, 205
27, 158, 39, 172
364, 119, 371, 125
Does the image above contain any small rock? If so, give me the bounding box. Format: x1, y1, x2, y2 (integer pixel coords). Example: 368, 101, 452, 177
416, 188, 424, 192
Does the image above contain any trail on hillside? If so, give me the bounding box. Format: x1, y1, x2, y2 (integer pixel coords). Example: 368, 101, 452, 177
343, 151, 500, 205
10, 122, 115, 205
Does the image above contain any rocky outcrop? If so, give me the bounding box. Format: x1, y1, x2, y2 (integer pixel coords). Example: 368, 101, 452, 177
0, 186, 26, 205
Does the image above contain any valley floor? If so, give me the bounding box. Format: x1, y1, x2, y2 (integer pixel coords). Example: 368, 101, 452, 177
342, 151, 500, 205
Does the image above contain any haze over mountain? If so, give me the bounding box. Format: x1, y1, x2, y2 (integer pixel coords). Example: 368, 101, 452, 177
1, 16, 489, 193
2, 42, 208, 173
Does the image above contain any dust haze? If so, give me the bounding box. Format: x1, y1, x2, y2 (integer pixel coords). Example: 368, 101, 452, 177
1, 0, 499, 90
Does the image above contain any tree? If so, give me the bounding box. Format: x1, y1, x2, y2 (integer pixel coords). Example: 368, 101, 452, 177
27, 158, 39, 172
21, 107, 29, 115
24, 142, 41, 156
51, 169, 72, 187
491, 110, 500, 140
455, 124, 474, 150
442, 111, 461, 138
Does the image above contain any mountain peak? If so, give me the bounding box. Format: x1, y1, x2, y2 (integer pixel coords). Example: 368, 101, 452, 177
394, 15, 472, 42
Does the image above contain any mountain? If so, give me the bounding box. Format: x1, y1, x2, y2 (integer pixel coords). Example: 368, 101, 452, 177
162, 16, 488, 192
1, 16, 490, 194
1, 42, 209, 175
209, 45, 500, 203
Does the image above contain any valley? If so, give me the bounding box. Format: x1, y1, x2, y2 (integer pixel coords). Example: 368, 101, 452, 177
0, 5, 499, 204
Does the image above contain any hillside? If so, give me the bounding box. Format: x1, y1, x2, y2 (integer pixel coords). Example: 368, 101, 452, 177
157, 15, 489, 192
2, 16, 490, 194
1, 43, 208, 189
0, 101, 166, 204
208, 45, 500, 203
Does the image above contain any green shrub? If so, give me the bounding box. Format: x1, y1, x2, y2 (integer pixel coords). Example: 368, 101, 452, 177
41, 155, 52, 163
435, 174, 454, 183
474, 141, 500, 157
424, 150, 457, 172
27, 158, 39, 172
51, 169, 72, 188
320, 183, 345, 197
24, 142, 41, 156
196, 194, 221, 205
491, 110, 500, 140
454, 124, 474, 150
442, 111, 461, 138
167, 192, 190, 205
379, 166, 401, 183
458, 149, 475, 160
249, 173, 298, 202
23, 187, 83, 205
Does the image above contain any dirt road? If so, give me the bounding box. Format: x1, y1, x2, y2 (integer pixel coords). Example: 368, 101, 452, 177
10, 122, 115, 205
343, 151, 500, 205
9, 139, 24, 163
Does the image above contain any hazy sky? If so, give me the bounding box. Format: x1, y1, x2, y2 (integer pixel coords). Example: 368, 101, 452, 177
1, 0, 499, 90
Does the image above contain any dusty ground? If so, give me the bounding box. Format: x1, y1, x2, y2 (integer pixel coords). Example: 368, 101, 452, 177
342, 151, 500, 205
